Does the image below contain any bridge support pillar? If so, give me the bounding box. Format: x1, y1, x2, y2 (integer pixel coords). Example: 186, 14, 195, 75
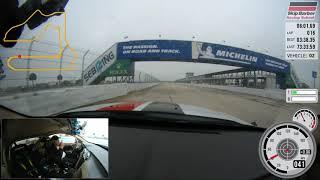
276, 73, 286, 89
254, 70, 257, 88
242, 72, 247, 87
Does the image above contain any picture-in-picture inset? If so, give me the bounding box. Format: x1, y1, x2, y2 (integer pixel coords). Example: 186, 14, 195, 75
1, 118, 109, 179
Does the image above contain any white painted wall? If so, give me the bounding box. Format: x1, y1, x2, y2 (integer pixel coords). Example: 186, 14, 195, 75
0, 83, 159, 116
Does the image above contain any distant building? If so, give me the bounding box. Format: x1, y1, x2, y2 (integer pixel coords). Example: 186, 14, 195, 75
186, 72, 194, 79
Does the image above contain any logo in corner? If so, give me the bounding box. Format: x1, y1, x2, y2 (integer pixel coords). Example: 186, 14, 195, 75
287, 1, 318, 20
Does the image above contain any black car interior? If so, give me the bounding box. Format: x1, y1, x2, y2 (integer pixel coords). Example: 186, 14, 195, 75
7, 136, 85, 178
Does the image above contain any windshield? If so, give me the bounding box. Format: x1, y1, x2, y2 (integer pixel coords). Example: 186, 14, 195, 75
0, 0, 319, 128
77, 118, 108, 147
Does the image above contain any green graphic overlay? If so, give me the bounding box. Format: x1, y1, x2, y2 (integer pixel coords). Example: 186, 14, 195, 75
105, 59, 134, 76
291, 90, 297, 95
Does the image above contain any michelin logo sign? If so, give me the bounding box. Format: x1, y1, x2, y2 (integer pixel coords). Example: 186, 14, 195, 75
83, 45, 117, 85
193, 42, 258, 64
192, 42, 289, 73
216, 50, 258, 63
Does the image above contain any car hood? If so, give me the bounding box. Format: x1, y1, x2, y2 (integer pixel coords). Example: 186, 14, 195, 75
2, 118, 71, 144
66, 101, 251, 126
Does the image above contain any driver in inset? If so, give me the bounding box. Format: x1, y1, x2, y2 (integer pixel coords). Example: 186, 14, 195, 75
47, 135, 66, 167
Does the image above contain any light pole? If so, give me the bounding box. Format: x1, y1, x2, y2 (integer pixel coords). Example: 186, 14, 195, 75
26, 37, 36, 88
58, 45, 68, 86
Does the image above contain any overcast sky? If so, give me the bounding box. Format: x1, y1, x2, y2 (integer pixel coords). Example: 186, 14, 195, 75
0, 0, 319, 88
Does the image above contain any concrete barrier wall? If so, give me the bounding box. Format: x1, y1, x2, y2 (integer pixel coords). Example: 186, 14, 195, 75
180, 83, 285, 101
0, 83, 159, 116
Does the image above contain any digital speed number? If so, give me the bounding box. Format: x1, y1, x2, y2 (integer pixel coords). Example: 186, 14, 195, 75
259, 122, 316, 178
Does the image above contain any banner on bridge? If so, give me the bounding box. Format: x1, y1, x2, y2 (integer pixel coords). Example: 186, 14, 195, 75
83, 40, 291, 85
192, 42, 290, 73
117, 40, 192, 60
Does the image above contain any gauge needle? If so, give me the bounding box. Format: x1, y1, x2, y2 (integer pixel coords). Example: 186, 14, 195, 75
311, 119, 315, 128
268, 154, 278, 160
300, 113, 306, 122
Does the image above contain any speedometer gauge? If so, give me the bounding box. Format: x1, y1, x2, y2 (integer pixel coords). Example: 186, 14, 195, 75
292, 108, 318, 132
259, 122, 316, 179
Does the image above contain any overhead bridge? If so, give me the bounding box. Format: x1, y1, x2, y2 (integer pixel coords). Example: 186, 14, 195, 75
83, 40, 299, 89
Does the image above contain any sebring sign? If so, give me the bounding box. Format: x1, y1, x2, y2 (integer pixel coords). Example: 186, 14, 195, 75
83, 45, 117, 85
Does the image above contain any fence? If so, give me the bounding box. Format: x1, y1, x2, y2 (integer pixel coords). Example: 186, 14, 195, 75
0, 39, 158, 94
